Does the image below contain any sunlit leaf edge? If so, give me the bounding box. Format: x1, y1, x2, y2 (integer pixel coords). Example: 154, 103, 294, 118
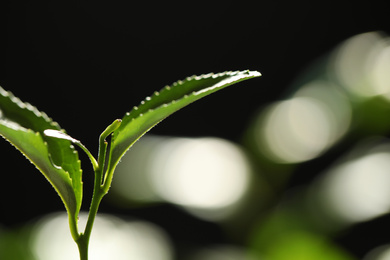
108, 70, 261, 173
0, 86, 83, 216
0, 124, 78, 216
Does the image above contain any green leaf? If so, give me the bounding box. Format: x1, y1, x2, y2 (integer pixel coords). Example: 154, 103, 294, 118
44, 129, 98, 171
0, 87, 83, 220
108, 70, 261, 174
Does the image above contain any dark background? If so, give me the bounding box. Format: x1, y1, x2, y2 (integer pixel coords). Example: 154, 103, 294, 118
3, 0, 390, 258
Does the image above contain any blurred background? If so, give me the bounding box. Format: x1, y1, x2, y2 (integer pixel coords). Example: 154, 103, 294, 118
3, 0, 390, 259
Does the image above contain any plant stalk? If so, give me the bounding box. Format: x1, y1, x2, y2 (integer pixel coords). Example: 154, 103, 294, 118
76, 167, 105, 260
76, 235, 89, 260
74, 120, 121, 259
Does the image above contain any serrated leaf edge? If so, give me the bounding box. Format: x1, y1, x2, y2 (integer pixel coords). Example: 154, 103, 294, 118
0, 86, 83, 216
122, 70, 259, 121
0, 128, 77, 211
0, 86, 61, 129
108, 70, 260, 173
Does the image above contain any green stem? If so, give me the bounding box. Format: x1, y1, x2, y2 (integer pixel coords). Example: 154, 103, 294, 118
74, 119, 122, 260
76, 235, 89, 260
76, 164, 106, 260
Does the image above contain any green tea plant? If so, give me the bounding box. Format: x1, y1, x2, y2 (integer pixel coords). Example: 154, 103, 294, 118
0, 70, 260, 260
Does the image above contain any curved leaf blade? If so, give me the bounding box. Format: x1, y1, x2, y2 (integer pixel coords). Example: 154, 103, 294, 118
0, 125, 77, 214
44, 129, 98, 171
0, 87, 82, 218
109, 70, 261, 172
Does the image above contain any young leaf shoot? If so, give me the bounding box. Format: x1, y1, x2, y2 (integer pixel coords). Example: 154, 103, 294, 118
0, 70, 260, 260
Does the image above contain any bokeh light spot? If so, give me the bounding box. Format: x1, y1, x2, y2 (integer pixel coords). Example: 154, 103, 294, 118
112, 136, 164, 203
150, 137, 250, 210
330, 31, 388, 98
294, 80, 351, 142
257, 96, 337, 163
319, 151, 390, 223
30, 213, 173, 260
364, 244, 390, 260
370, 45, 390, 101
112, 135, 252, 220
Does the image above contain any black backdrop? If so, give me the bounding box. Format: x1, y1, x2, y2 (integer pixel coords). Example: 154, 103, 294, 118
3, 0, 390, 258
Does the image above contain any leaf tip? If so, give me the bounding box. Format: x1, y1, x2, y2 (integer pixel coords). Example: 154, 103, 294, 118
241, 70, 261, 78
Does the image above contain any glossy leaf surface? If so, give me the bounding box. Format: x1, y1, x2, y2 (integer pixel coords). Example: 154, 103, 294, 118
0, 87, 82, 218
108, 70, 261, 172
